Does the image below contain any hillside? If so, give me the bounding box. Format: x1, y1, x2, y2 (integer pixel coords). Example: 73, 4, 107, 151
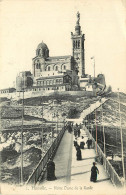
0, 93, 98, 184
0, 92, 126, 183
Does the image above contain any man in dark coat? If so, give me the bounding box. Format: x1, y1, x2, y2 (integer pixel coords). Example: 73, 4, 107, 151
90, 162, 99, 182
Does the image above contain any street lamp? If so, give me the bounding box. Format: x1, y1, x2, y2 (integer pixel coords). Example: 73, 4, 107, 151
90, 56, 98, 153
101, 101, 106, 158
118, 88, 125, 185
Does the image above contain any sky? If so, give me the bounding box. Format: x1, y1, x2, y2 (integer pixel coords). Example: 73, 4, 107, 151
0, 0, 126, 92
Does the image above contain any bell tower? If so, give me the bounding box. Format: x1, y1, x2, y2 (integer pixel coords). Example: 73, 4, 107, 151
71, 12, 85, 77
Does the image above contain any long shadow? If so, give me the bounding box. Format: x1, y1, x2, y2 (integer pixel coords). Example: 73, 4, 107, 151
57, 170, 90, 180
81, 156, 98, 161
80, 148, 94, 150
97, 178, 110, 183
72, 163, 93, 168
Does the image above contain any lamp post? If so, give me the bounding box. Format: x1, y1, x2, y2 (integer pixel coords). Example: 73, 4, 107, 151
21, 89, 24, 185
101, 102, 106, 168
20, 74, 25, 185
118, 88, 125, 186
91, 56, 97, 154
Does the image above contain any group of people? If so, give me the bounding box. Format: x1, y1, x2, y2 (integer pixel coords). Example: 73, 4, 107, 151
46, 122, 99, 183
74, 123, 81, 137
73, 123, 99, 182
66, 122, 73, 133
73, 123, 93, 160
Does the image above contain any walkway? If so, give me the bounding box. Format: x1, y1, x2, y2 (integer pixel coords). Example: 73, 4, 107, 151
39, 130, 73, 185
36, 99, 124, 194
37, 127, 120, 195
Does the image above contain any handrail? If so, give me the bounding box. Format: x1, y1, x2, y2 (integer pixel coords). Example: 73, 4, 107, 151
25, 126, 65, 185
85, 127, 124, 187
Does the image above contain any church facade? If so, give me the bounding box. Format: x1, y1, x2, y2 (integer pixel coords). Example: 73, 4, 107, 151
32, 12, 85, 80
16, 12, 87, 92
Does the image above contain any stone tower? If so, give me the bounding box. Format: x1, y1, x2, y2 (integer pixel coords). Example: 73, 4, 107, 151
71, 12, 85, 77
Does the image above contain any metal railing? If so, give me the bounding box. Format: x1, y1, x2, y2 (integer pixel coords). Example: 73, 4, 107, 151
26, 126, 65, 185
85, 127, 124, 187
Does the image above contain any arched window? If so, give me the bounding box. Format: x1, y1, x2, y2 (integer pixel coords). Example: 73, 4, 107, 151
64, 65, 66, 70
49, 80, 52, 85
76, 40, 78, 48
73, 41, 75, 48
36, 63, 40, 69
48, 66, 50, 71
55, 66, 58, 71
78, 40, 80, 48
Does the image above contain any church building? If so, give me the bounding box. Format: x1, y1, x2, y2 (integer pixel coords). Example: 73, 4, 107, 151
16, 12, 88, 92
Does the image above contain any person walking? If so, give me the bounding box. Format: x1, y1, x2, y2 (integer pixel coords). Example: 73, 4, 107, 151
74, 137, 78, 148
77, 126, 80, 137
90, 162, 99, 182
74, 124, 78, 137
68, 122, 72, 133
89, 139, 92, 148
86, 138, 90, 149
80, 136, 85, 149
76, 147, 82, 160
47, 159, 57, 181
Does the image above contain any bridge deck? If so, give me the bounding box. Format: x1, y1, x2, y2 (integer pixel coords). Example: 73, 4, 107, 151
37, 128, 118, 194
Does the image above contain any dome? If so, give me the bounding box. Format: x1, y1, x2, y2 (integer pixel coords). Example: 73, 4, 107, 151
37, 41, 48, 50
36, 41, 49, 58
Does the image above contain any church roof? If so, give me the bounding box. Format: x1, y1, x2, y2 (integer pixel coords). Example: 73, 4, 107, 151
47, 55, 72, 60
32, 55, 72, 61
37, 41, 48, 50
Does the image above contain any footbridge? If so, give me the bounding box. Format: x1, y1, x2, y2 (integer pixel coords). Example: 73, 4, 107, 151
25, 98, 125, 194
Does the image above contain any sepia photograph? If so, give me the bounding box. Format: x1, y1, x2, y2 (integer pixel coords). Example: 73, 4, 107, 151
0, 0, 126, 194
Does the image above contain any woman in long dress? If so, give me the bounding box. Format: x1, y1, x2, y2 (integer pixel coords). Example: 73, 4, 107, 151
76, 147, 82, 160
47, 160, 57, 181
90, 162, 99, 182
80, 136, 85, 149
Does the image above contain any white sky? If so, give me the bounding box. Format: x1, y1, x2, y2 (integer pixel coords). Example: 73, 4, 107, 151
0, 0, 126, 92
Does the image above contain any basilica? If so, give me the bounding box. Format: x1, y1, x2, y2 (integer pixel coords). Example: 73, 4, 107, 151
15, 11, 89, 92
32, 11, 85, 78
0, 12, 107, 96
